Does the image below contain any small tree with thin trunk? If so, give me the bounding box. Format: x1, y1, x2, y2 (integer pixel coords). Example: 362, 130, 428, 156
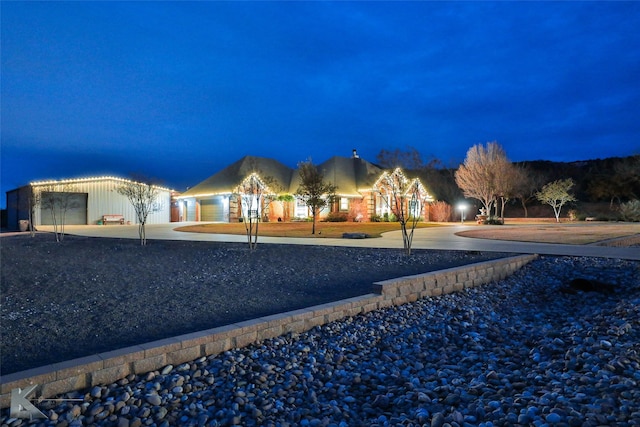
117, 180, 163, 245
513, 164, 545, 218
493, 157, 520, 221
28, 186, 41, 237
296, 159, 337, 235
39, 184, 79, 242
235, 172, 278, 250
375, 168, 430, 256
536, 178, 577, 222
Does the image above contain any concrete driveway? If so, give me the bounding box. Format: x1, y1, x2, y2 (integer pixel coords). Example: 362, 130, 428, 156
34, 223, 640, 261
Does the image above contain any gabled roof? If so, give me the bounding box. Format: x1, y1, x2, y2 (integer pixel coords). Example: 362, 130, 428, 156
181, 154, 408, 198
318, 156, 385, 196
181, 156, 294, 197
373, 168, 435, 201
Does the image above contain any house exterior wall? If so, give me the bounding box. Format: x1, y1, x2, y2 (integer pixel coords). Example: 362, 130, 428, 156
5, 178, 171, 229
175, 157, 434, 224
5, 186, 31, 231
34, 179, 170, 226
173, 196, 217, 222
175, 191, 431, 224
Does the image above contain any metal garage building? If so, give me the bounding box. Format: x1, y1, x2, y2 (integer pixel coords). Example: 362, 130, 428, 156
5, 176, 172, 231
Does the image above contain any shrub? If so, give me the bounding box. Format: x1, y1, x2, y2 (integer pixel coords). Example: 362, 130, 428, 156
619, 200, 640, 222
370, 214, 383, 222
324, 212, 348, 222
572, 211, 589, 221
293, 216, 313, 222
431, 201, 452, 222
382, 212, 397, 222
483, 216, 504, 225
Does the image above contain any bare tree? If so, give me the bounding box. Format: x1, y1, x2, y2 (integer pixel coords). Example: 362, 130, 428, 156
235, 172, 279, 250
494, 157, 520, 221
28, 186, 41, 237
376, 168, 430, 256
615, 155, 640, 200
420, 166, 462, 206
376, 146, 426, 169
455, 141, 511, 220
38, 184, 79, 242
512, 163, 545, 218
117, 180, 163, 245
536, 178, 577, 222
588, 175, 626, 209
588, 155, 640, 208
296, 159, 337, 235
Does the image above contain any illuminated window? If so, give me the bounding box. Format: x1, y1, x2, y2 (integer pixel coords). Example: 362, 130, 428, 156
409, 200, 420, 217
241, 195, 259, 218
295, 198, 308, 218
340, 197, 349, 211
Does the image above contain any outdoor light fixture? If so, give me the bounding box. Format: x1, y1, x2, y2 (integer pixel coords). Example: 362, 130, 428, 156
458, 203, 468, 223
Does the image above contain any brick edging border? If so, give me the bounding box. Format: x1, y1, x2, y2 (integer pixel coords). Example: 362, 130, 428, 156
0, 254, 538, 408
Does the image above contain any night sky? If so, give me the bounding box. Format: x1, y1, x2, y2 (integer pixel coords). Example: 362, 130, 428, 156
2, 1, 639, 204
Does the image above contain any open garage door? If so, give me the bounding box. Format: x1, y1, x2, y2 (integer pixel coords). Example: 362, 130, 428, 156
200, 197, 224, 222
40, 192, 88, 225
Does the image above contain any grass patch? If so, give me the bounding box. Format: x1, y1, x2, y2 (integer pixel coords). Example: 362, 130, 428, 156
175, 221, 443, 238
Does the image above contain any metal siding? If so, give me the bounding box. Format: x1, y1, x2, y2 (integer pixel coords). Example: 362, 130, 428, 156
83, 180, 170, 225
81, 180, 131, 225
185, 199, 196, 221
146, 191, 171, 224
30, 179, 172, 226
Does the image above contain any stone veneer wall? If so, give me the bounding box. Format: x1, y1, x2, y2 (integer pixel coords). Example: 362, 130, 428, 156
0, 254, 537, 408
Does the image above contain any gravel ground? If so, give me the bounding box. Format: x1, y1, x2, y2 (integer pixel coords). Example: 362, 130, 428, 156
1, 255, 638, 427
1, 234, 512, 375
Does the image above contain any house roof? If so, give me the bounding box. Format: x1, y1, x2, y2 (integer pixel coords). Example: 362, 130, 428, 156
181, 154, 409, 198
181, 156, 294, 197
318, 156, 385, 196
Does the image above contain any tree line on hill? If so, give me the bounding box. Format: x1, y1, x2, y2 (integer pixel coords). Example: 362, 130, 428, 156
376, 144, 640, 222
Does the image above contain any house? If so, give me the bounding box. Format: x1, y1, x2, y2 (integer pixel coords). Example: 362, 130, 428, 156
175, 156, 293, 222
177, 151, 434, 223
5, 176, 173, 231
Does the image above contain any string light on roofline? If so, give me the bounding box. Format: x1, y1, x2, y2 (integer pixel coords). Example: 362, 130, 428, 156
176, 192, 233, 199
30, 176, 173, 192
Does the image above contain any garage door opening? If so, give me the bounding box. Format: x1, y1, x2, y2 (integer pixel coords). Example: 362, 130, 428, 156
200, 197, 225, 222
40, 192, 88, 225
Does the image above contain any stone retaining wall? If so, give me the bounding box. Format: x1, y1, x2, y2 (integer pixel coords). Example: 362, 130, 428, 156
595, 233, 640, 247
0, 254, 538, 408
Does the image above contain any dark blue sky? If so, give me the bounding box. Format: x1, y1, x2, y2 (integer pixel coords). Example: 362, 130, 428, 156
2, 1, 639, 203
